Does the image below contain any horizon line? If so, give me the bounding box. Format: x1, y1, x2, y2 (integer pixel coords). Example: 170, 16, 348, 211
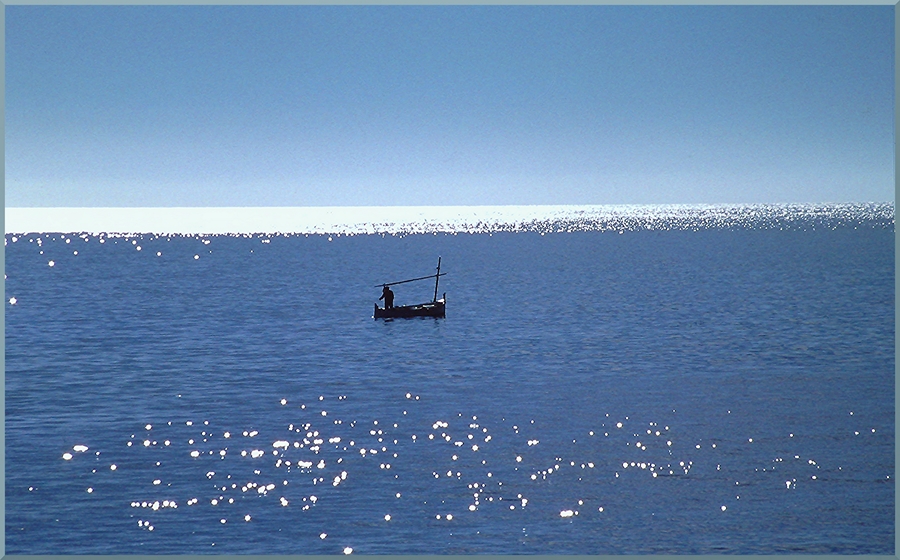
5, 202, 893, 235
6, 200, 894, 209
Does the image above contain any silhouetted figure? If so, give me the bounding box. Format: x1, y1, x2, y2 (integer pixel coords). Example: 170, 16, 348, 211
380, 285, 395, 309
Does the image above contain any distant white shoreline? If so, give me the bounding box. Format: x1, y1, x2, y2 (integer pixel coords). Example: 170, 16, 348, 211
5, 203, 894, 235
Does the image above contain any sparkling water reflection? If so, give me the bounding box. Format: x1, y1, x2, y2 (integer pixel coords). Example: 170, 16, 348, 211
51, 392, 890, 553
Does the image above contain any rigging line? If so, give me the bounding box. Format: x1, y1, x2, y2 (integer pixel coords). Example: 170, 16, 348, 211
375, 273, 447, 288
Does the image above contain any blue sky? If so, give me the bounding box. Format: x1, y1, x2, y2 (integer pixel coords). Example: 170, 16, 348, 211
6, 6, 894, 207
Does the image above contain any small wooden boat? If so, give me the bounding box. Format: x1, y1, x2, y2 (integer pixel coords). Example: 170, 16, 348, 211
374, 297, 446, 319
374, 258, 446, 319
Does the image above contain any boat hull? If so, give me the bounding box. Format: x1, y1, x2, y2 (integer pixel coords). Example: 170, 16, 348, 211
374, 299, 445, 319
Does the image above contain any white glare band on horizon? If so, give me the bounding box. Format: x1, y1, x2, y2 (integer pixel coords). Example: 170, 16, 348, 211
5, 203, 894, 236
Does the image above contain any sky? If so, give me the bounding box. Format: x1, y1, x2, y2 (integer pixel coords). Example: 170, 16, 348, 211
5, 5, 895, 208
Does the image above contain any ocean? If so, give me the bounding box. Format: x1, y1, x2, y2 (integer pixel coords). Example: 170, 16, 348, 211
5, 203, 894, 554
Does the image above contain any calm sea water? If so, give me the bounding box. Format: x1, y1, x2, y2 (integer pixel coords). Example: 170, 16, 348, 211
5, 204, 895, 554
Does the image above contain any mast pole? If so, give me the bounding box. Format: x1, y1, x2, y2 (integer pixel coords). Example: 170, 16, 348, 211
433, 257, 441, 302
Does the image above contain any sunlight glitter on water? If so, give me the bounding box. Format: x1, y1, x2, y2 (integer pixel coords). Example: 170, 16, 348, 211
44, 386, 892, 554
5, 203, 893, 235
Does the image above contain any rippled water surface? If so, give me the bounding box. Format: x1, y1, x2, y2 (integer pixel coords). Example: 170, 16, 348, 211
5, 204, 894, 554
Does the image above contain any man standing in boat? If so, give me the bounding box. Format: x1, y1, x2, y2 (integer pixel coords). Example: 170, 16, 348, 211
379, 285, 395, 309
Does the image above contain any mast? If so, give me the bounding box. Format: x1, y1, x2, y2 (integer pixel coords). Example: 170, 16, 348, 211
433, 257, 441, 302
